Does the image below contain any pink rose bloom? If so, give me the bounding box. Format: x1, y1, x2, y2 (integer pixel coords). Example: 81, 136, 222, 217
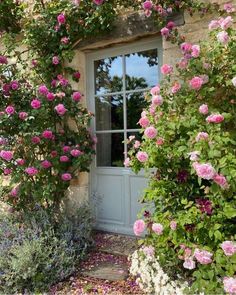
93, 0, 104, 5
160, 27, 170, 36
194, 249, 213, 265
61, 37, 69, 44
73, 71, 81, 80
221, 241, 236, 256
178, 58, 188, 69
32, 59, 38, 67
42, 130, 54, 139
191, 45, 200, 58
60, 155, 70, 162
133, 219, 146, 236
171, 82, 181, 94
183, 258, 196, 270
152, 223, 163, 235
143, 0, 152, 10
156, 137, 164, 146
5, 106, 15, 115
47, 92, 55, 101
232, 77, 236, 87
142, 246, 155, 257
224, 277, 236, 294
196, 132, 209, 142
138, 116, 150, 128
16, 158, 25, 166
10, 80, 19, 90
193, 162, 215, 180
4, 168, 12, 175
124, 157, 130, 167
167, 21, 175, 29
0, 55, 8, 64
136, 151, 148, 163
72, 91, 82, 102
170, 220, 177, 230
199, 104, 208, 115
209, 20, 219, 30
55, 104, 67, 116
62, 146, 71, 153
0, 150, 13, 161
31, 99, 41, 109
134, 140, 141, 149
57, 13, 66, 24
188, 151, 200, 161
220, 16, 233, 30
0, 137, 7, 145
224, 3, 235, 13
70, 149, 82, 157
152, 95, 163, 106
189, 76, 204, 90
150, 85, 160, 96
213, 174, 229, 189
38, 85, 48, 95
25, 167, 38, 176
19, 112, 28, 120
217, 31, 229, 44
161, 64, 173, 75
51, 150, 58, 157
10, 187, 19, 197
32, 136, 41, 144
180, 42, 192, 53
41, 160, 52, 169
206, 114, 224, 123
52, 56, 60, 65
61, 173, 72, 181
144, 126, 158, 139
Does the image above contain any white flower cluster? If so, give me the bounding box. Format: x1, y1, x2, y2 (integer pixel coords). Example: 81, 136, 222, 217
129, 248, 189, 295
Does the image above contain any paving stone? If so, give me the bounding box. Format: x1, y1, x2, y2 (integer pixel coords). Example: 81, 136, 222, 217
81, 261, 128, 281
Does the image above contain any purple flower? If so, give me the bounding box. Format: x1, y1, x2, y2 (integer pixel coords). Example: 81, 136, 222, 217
5, 106, 15, 115
0, 55, 8, 64
38, 85, 48, 95
196, 198, 213, 215
57, 13, 66, 24
10, 80, 19, 90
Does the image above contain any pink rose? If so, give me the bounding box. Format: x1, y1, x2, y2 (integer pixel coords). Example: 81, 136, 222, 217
150, 85, 160, 96
10, 80, 19, 90
188, 151, 200, 161
134, 140, 141, 149
143, 0, 152, 10
161, 64, 173, 75
152, 223, 163, 235
57, 13, 66, 24
196, 132, 209, 142
73, 71, 81, 80
133, 219, 146, 236
61, 173, 72, 181
213, 174, 229, 189
70, 149, 82, 157
156, 137, 164, 146
0, 55, 8, 64
180, 42, 192, 53
152, 95, 163, 106
136, 151, 148, 163
191, 45, 200, 58
223, 277, 236, 294
138, 116, 150, 128
206, 114, 224, 123
193, 162, 215, 180
221, 241, 236, 256
209, 20, 219, 30
124, 157, 130, 167
171, 82, 181, 94
189, 77, 204, 90
142, 246, 155, 257
144, 126, 158, 139
47, 92, 55, 101
31, 99, 41, 109
199, 104, 208, 115
19, 112, 28, 120
93, 0, 104, 5
16, 158, 25, 166
32, 136, 41, 144
170, 220, 177, 230
52, 56, 60, 65
61, 37, 69, 44
220, 16, 233, 30
55, 104, 67, 116
62, 146, 71, 153
42, 130, 54, 139
25, 167, 38, 176
10, 187, 19, 197
224, 3, 235, 13
217, 31, 229, 44
161, 27, 170, 37
60, 155, 70, 162
167, 21, 175, 30
183, 258, 196, 270
0, 150, 13, 161
4, 168, 12, 175
41, 160, 52, 169
72, 91, 82, 102
38, 85, 48, 95
194, 249, 213, 265
51, 150, 58, 157
5, 106, 15, 115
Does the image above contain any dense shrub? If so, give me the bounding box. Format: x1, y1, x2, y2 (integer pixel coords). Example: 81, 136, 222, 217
128, 10, 236, 295
0, 205, 93, 293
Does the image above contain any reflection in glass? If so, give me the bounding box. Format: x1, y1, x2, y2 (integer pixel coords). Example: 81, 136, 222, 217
94, 56, 123, 94
126, 92, 148, 129
125, 49, 158, 90
95, 95, 123, 130
96, 133, 124, 167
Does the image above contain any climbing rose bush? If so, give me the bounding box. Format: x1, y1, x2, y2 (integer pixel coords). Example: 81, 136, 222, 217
128, 11, 236, 295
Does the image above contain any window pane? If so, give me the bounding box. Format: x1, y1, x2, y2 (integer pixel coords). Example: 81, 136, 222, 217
125, 49, 158, 90
96, 133, 124, 167
95, 95, 123, 131
126, 92, 148, 129
94, 56, 123, 95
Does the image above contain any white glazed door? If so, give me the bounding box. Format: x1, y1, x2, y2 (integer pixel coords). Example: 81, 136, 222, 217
87, 38, 162, 235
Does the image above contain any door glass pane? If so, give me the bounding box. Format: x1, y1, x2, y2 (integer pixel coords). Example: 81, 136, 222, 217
126, 92, 148, 129
94, 56, 123, 95
96, 133, 124, 167
125, 49, 158, 90
95, 95, 123, 131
